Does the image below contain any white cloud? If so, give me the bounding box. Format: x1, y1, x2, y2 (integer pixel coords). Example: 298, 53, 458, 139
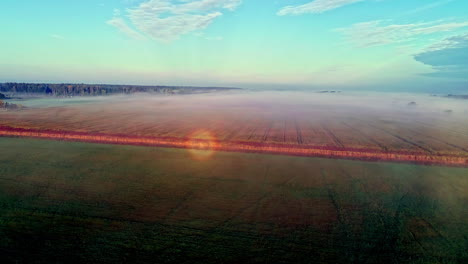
424, 33, 468, 52
106, 17, 147, 40
278, 0, 364, 16
337, 20, 468, 47
107, 0, 241, 42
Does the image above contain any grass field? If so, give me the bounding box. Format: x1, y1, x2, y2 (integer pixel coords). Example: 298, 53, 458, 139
1, 137, 466, 263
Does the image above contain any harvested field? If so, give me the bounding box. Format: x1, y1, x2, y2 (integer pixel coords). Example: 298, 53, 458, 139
0, 125, 466, 166
1, 92, 467, 166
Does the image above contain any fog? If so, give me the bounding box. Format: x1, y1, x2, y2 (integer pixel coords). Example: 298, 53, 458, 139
3, 90, 467, 157
6, 90, 468, 131
6, 89, 466, 112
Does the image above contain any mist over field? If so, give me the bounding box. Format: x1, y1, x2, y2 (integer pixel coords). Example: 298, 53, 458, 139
2, 90, 468, 264
9, 89, 468, 114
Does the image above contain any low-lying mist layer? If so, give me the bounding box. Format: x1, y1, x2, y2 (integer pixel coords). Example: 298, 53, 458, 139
1, 91, 467, 166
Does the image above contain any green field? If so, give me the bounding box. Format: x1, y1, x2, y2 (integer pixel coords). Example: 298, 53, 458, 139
0, 137, 467, 263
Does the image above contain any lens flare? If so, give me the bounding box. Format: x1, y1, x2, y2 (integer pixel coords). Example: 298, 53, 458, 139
185, 130, 219, 160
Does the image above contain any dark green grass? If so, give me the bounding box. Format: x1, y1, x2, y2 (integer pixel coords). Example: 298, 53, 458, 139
0, 138, 467, 263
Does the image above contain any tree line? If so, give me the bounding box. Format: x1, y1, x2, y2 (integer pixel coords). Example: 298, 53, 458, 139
0, 83, 238, 96
0, 100, 24, 110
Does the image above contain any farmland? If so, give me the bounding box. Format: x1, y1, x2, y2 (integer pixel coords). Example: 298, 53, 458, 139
0, 92, 467, 166
0, 137, 467, 263
0, 91, 467, 263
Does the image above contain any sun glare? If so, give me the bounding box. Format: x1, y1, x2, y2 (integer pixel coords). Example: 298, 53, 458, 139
185, 130, 219, 160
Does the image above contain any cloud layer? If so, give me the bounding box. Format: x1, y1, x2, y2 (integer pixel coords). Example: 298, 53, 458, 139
414, 34, 468, 78
107, 0, 241, 42
338, 20, 468, 47
278, 0, 364, 16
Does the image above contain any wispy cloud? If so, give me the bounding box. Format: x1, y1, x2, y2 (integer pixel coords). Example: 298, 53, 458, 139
403, 0, 455, 16
107, 16, 147, 40
423, 33, 468, 52
414, 33, 468, 78
107, 0, 241, 42
278, 0, 364, 16
337, 20, 468, 47
50, 34, 65, 40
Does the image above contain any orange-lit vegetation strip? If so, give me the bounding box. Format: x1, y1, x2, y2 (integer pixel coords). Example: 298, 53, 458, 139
0, 126, 466, 167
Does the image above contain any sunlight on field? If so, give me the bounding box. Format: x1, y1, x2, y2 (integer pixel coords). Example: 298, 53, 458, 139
1, 92, 467, 166
186, 130, 218, 160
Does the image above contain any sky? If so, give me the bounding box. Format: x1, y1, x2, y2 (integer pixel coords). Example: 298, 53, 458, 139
1, 0, 468, 92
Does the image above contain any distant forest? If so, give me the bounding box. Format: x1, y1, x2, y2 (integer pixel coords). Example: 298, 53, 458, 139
0, 83, 239, 96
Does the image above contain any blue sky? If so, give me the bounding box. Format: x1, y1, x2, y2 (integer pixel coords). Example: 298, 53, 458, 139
1, 0, 468, 92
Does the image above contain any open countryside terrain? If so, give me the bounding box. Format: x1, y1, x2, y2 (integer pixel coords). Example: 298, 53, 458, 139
0, 137, 467, 263
1, 91, 467, 263
1, 92, 467, 166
